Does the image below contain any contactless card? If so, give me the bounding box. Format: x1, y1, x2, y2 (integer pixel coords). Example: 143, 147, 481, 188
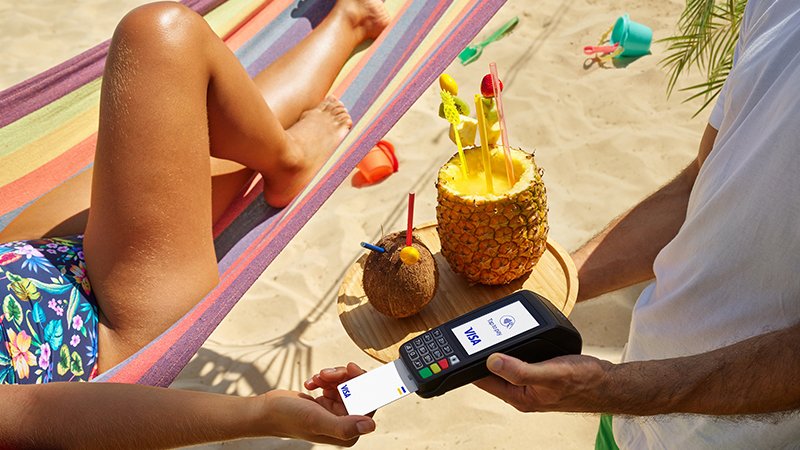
338, 359, 418, 416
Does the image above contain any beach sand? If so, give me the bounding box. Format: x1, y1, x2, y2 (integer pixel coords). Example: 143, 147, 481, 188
0, 0, 709, 448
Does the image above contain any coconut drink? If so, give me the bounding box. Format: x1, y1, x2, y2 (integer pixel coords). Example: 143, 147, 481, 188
435, 70, 548, 285
362, 231, 439, 318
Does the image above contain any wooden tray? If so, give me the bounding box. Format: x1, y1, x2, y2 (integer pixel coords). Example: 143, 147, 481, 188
337, 223, 578, 363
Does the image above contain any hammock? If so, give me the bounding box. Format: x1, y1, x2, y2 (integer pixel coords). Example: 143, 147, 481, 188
0, 0, 506, 387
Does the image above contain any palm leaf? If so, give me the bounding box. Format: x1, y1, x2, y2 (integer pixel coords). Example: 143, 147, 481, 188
660, 0, 746, 116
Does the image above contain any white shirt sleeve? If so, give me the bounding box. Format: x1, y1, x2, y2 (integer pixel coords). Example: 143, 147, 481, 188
709, 3, 755, 129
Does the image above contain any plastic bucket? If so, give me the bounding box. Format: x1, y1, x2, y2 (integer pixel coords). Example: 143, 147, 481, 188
356, 140, 398, 183
610, 14, 652, 57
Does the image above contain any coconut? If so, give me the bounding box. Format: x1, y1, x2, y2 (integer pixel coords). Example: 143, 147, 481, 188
362, 231, 438, 318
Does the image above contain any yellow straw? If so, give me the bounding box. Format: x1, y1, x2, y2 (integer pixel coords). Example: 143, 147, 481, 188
475, 95, 493, 194
440, 90, 468, 177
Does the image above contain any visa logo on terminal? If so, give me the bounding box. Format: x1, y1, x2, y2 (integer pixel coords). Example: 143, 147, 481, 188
464, 327, 481, 346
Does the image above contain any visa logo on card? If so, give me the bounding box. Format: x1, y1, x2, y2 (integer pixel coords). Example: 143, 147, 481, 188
337, 360, 417, 416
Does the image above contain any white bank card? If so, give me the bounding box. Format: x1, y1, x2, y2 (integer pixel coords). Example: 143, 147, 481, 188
338, 359, 418, 415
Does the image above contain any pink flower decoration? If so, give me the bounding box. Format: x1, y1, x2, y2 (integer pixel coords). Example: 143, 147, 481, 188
70, 335, 80, 347
72, 315, 83, 330
15, 244, 43, 258
38, 343, 51, 370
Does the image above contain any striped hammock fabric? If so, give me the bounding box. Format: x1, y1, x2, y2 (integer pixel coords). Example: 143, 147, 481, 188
0, 0, 506, 386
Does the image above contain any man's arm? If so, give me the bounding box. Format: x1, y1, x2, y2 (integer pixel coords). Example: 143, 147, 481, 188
474, 321, 800, 416
572, 124, 718, 301
1, 364, 372, 449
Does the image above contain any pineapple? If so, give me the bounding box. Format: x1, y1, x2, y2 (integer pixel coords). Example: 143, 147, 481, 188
435, 146, 548, 285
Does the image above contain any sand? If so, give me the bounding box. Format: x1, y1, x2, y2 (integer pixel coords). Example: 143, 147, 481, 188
0, 0, 709, 448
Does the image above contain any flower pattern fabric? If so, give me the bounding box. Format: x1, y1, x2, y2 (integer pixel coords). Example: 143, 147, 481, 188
0, 236, 99, 383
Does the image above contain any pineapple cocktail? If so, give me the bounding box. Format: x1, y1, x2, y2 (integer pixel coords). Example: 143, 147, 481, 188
434, 72, 548, 285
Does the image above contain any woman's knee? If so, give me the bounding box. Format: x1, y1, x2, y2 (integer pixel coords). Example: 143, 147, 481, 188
110, 2, 210, 62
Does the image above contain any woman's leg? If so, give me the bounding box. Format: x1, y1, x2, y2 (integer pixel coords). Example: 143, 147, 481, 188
86, 0, 388, 371
0, 0, 388, 242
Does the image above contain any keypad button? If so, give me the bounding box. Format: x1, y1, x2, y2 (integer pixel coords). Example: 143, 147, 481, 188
423, 334, 433, 343
437, 337, 447, 346
433, 350, 443, 359
419, 367, 433, 379
443, 345, 453, 354
408, 350, 419, 360
427, 342, 437, 351
413, 338, 423, 347
449, 355, 460, 365
418, 346, 428, 355
412, 360, 424, 369
433, 329, 443, 337
404, 343, 413, 352
438, 358, 449, 370
430, 363, 441, 374
423, 354, 434, 364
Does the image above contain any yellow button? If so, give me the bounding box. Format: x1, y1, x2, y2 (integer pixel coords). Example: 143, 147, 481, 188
430, 363, 441, 374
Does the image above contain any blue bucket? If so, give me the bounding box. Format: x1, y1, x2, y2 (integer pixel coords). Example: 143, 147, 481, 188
610, 14, 652, 57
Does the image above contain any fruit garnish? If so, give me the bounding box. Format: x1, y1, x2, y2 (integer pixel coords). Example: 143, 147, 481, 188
480, 73, 504, 98
439, 73, 458, 95
437, 95, 470, 118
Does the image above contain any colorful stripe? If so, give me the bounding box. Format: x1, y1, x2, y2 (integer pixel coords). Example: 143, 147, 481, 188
0, 0, 507, 385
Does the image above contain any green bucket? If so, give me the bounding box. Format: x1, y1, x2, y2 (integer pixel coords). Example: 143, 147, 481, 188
610, 14, 652, 57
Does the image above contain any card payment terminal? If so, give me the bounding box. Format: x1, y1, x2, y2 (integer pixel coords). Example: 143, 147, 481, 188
337, 290, 582, 415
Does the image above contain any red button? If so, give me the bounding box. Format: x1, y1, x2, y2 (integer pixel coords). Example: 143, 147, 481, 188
438, 358, 449, 370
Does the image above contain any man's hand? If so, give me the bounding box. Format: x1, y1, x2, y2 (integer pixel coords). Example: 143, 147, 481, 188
473, 353, 613, 413
256, 363, 374, 447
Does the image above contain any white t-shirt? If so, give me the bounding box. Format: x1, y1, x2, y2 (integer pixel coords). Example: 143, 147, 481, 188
614, 1, 800, 448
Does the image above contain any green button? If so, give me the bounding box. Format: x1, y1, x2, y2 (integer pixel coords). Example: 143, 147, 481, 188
419, 367, 433, 379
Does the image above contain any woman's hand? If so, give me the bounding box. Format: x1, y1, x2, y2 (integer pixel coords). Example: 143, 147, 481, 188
252, 362, 373, 446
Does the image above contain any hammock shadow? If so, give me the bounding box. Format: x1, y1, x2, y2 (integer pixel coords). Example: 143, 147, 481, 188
290, 0, 334, 28
179, 318, 317, 395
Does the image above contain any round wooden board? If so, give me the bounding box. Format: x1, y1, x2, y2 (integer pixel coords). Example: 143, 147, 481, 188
337, 223, 578, 363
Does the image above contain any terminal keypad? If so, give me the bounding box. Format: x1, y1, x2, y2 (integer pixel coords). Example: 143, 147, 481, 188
404, 328, 459, 380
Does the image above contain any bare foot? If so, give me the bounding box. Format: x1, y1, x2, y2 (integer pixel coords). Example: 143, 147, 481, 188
336, 0, 391, 42
262, 96, 352, 208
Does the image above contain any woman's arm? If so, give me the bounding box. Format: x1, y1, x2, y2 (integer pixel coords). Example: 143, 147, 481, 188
571, 124, 718, 301
1, 364, 372, 449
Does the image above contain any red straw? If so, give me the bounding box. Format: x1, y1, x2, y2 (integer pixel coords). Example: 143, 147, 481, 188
406, 192, 415, 246
490, 62, 515, 185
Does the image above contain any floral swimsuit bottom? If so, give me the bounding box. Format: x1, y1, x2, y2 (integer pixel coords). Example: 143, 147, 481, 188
0, 236, 99, 383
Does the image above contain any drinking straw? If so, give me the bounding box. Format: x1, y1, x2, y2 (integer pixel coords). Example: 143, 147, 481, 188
440, 90, 468, 177
475, 95, 494, 194
406, 192, 415, 247
360, 242, 385, 253
489, 62, 515, 185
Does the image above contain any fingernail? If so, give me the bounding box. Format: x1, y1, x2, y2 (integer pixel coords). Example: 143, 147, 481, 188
321, 368, 336, 374
304, 377, 314, 385
356, 420, 374, 434
488, 354, 504, 372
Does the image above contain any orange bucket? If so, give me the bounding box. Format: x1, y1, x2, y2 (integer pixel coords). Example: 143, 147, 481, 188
355, 140, 398, 184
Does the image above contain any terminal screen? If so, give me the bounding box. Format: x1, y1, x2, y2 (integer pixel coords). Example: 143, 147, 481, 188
450, 301, 540, 356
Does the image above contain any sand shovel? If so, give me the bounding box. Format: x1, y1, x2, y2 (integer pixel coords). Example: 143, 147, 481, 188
458, 16, 519, 65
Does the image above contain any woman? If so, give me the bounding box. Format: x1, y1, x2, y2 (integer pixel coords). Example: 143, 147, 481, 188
0, 0, 386, 447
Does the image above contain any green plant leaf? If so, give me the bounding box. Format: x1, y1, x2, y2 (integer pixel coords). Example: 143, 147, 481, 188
2, 295, 22, 325
70, 352, 84, 377
660, 0, 746, 115
57, 345, 70, 376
